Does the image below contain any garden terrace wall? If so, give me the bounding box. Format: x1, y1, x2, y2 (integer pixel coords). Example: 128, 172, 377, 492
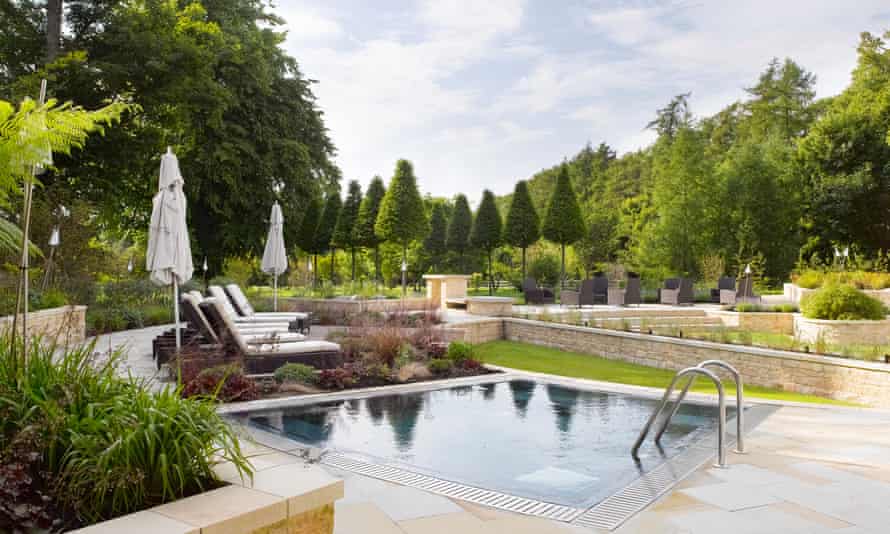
707, 310, 795, 335
284, 297, 431, 315
785, 283, 890, 307
500, 318, 890, 407
0, 305, 86, 344
794, 316, 890, 345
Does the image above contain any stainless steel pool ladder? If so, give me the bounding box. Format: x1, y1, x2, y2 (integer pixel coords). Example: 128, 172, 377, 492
631, 360, 745, 468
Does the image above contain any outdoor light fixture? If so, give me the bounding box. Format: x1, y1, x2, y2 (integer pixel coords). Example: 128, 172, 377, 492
202, 257, 208, 272
744, 263, 752, 275
127, 256, 134, 273
401, 260, 407, 272
308, 258, 313, 272
48, 227, 60, 247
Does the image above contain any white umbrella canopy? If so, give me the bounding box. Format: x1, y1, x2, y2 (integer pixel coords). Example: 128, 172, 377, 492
146, 147, 193, 349
261, 201, 287, 311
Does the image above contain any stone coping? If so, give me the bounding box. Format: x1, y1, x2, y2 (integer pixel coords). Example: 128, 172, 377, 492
465, 296, 515, 302
71, 463, 342, 533
0, 304, 87, 320
795, 316, 890, 325
504, 317, 890, 374
422, 274, 472, 280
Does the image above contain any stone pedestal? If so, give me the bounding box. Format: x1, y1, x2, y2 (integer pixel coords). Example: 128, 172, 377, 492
423, 275, 471, 311
466, 296, 514, 317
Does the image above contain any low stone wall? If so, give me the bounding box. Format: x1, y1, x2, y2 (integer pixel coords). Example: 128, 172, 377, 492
0, 305, 86, 345
444, 318, 504, 344
495, 318, 890, 406
795, 316, 890, 345
284, 297, 431, 315
785, 283, 890, 307
708, 310, 795, 335
466, 297, 514, 317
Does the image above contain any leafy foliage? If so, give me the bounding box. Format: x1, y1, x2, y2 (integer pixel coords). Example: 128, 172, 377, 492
801, 283, 886, 320
273, 363, 317, 385
503, 180, 540, 276
446, 193, 473, 266
181, 364, 259, 402
333, 180, 362, 251
423, 203, 448, 270
355, 176, 386, 249
375, 159, 428, 249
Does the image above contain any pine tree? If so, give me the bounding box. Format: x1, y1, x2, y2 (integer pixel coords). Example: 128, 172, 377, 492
316, 192, 341, 283
355, 176, 386, 283
446, 194, 472, 272
333, 180, 363, 281
503, 180, 540, 282
295, 195, 321, 284
423, 203, 448, 272
470, 190, 503, 295
375, 159, 428, 294
542, 164, 585, 288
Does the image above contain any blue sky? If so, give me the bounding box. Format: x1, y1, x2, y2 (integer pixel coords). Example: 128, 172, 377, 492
273, 0, 890, 204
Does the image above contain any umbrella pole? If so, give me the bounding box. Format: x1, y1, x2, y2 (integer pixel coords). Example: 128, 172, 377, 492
173, 278, 181, 351
273, 273, 278, 312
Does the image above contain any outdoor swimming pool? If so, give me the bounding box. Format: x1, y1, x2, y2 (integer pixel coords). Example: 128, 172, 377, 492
234, 379, 732, 510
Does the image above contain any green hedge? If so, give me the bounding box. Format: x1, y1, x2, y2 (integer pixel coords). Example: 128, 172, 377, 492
801, 284, 886, 320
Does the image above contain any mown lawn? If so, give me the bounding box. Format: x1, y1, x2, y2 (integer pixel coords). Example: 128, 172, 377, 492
475, 340, 858, 406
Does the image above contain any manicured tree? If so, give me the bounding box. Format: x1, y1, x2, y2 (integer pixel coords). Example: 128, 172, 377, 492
295, 195, 321, 285
503, 180, 540, 283
470, 190, 503, 295
446, 194, 472, 272
423, 203, 448, 272
333, 180, 363, 281
375, 159, 428, 295
542, 164, 585, 288
355, 176, 386, 284
315, 192, 341, 284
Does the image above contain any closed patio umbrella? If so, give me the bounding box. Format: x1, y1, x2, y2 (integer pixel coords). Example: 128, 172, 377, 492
261, 201, 287, 311
146, 147, 193, 350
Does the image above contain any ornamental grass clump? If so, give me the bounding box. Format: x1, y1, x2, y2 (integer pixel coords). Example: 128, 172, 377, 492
801, 283, 887, 320
0, 334, 252, 529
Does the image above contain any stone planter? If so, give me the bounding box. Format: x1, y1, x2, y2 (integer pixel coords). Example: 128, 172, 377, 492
0, 305, 86, 344
466, 296, 514, 317
72, 464, 343, 533
285, 297, 430, 315
785, 283, 890, 307
794, 315, 890, 345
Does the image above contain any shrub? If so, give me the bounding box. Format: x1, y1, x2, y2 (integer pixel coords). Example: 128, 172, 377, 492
801, 284, 887, 320
317, 366, 358, 390
366, 326, 404, 367
528, 255, 560, 287
273, 363, 317, 385
773, 303, 799, 313
446, 341, 474, 364
397, 362, 431, 382
460, 359, 483, 372
795, 270, 823, 289
0, 336, 250, 527
428, 359, 454, 375
181, 364, 259, 402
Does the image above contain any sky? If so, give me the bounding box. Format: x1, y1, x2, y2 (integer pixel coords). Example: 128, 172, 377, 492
272, 0, 890, 203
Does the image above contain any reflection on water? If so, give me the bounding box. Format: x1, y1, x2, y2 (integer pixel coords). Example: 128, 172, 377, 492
245, 380, 728, 508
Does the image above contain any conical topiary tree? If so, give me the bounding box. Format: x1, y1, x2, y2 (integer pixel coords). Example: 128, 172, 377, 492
316, 191, 341, 283
375, 159, 428, 295
423, 203, 448, 272
542, 164, 585, 288
446, 194, 472, 272
333, 180, 363, 281
295, 195, 321, 285
471, 190, 503, 295
504, 180, 540, 283
355, 176, 386, 284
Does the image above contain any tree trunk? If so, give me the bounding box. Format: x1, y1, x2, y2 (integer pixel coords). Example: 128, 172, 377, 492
560, 244, 566, 290
488, 250, 493, 296
351, 247, 356, 281
521, 247, 527, 283
313, 254, 318, 287
401, 244, 407, 297
330, 248, 335, 284
46, 0, 62, 63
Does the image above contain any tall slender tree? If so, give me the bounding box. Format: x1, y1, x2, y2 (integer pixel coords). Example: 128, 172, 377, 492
315, 192, 341, 283
375, 160, 428, 295
503, 180, 540, 282
446, 194, 472, 272
471, 190, 503, 295
295, 195, 321, 285
333, 180, 363, 281
542, 164, 585, 288
355, 176, 385, 284
423, 203, 448, 272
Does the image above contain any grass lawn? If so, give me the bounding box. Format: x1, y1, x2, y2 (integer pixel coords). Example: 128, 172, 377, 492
475, 340, 858, 406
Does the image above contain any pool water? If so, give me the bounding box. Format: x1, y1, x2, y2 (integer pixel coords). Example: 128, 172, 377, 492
238, 379, 730, 508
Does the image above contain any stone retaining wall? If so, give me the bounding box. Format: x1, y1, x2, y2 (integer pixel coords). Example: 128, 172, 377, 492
284, 297, 431, 315
459, 317, 890, 406
795, 316, 890, 345
0, 305, 86, 345
785, 283, 890, 307
708, 310, 795, 335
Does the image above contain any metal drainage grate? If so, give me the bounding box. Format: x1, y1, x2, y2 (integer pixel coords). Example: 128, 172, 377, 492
322, 453, 583, 523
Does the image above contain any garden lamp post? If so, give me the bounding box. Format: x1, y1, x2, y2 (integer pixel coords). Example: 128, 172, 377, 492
401, 259, 408, 298
202, 257, 208, 291
744, 263, 752, 302
308, 257, 313, 288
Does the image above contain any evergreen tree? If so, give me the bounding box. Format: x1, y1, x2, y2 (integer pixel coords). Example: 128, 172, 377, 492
375, 159, 428, 294
295, 195, 321, 283
355, 176, 386, 283
423, 203, 448, 272
471, 190, 503, 295
647, 93, 693, 141
503, 180, 540, 282
316, 192, 341, 283
542, 164, 585, 288
446, 194, 473, 272
745, 57, 816, 141
333, 180, 363, 281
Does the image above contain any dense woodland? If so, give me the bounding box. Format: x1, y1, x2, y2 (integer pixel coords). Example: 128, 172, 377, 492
2, 1, 890, 294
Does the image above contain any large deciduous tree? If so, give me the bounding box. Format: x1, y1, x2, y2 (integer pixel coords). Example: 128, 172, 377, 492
446, 194, 472, 272
355, 176, 385, 283
470, 190, 502, 295
542, 164, 585, 288
333, 180, 362, 281
375, 160, 427, 294
503, 180, 539, 282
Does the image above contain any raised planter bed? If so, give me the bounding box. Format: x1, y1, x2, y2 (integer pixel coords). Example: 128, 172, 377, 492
285, 296, 430, 315
785, 283, 890, 307
707, 309, 795, 335
794, 316, 890, 345
0, 304, 86, 344
466, 296, 514, 317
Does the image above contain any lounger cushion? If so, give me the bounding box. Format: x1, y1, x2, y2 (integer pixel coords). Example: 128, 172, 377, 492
208, 285, 294, 324
226, 283, 308, 320
181, 293, 220, 344
246, 340, 339, 356
242, 332, 305, 344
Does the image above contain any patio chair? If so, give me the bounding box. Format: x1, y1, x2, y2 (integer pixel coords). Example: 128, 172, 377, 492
207, 285, 308, 334
522, 277, 555, 305
591, 275, 609, 304
182, 294, 304, 344
224, 283, 311, 334
190, 290, 292, 332
711, 276, 736, 304
560, 279, 595, 307
660, 277, 694, 305
608, 273, 642, 306
199, 297, 342, 374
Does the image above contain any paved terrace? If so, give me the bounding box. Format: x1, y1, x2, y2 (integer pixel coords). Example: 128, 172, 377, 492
95, 313, 890, 534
